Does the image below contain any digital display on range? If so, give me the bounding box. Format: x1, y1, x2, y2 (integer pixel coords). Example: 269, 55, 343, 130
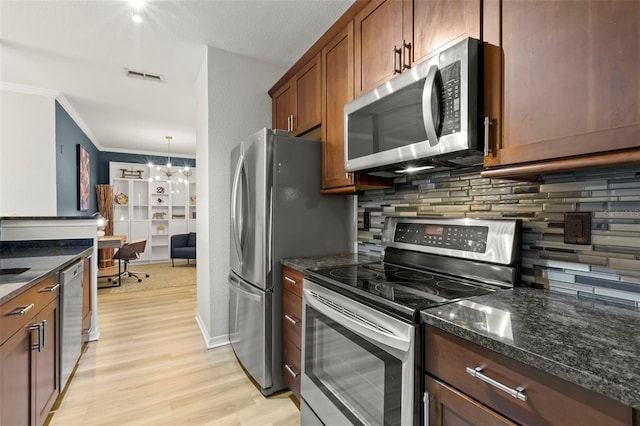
425, 225, 444, 236
393, 223, 489, 253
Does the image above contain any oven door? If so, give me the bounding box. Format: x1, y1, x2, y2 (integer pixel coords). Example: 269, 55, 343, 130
301, 279, 416, 426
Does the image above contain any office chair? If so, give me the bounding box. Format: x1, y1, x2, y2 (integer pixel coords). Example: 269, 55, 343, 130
111, 239, 150, 286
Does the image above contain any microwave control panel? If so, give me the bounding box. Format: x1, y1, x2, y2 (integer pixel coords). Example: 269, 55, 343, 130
440, 60, 461, 137
393, 222, 488, 253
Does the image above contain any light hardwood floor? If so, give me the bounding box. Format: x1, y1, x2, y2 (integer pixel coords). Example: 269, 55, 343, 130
49, 285, 300, 425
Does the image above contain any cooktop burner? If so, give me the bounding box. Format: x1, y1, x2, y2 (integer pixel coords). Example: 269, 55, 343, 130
307, 261, 496, 317
330, 268, 378, 280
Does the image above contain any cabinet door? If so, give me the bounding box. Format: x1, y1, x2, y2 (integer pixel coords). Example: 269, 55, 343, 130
272, 82, 292, 132
35, 300, 59, 426
322, 22, 355, 190
1, 324, 32, 426
484, 0, 640, 170
354, 0, 406, 96
411, 0, 481, 65
425, 376, 516, 426
292, 53, 322, 136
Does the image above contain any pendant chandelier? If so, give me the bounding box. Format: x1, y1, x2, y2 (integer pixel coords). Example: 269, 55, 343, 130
152, 136, 191, 183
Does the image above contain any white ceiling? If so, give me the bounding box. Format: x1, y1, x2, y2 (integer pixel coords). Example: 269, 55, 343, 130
0, 0, 354, 157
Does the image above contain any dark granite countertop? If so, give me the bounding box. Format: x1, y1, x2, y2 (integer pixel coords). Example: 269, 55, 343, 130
0, 239, 93, 304
421, 287, 640, 410
281, 252, 381, 273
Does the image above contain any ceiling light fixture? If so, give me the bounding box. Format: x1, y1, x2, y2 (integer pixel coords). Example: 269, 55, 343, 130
151, 136, 190, 184
130, 0, 145, 23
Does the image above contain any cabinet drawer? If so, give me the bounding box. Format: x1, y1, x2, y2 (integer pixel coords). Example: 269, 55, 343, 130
283, 336, 301, 399
282, 267, 303, 298
283, 290, 302, 349
425, 326, 632, 426
1, 275, 58, 345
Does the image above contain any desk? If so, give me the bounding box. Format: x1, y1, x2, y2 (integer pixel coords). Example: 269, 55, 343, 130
98, 235, 126, 287
98, 235, 126, 250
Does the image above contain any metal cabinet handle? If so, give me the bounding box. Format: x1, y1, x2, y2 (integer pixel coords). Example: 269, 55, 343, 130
29, 322, 44, 352
484, 117, 493, 156
285, 364, 300, 377
423, 392, 430, 426
5, 303, 35, 316
290, 114, 295, 132
466, 366, 527, 401
284, 276, 298, 286
41, 319, 47, 349
392, 45, 402, 74
39, 283, 60, 293
401, 39, 411, 71
284, 314, 300, 325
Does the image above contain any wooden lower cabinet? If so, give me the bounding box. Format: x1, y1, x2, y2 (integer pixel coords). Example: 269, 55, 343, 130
425, 326, 633, 426
283, 334, 302, 399
425, 375, 515, 426
282, 266, 304, 400
34, 299, 59, 425
1, 275, 60, 426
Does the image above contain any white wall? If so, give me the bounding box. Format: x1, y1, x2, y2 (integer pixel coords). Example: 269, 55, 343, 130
195, 46, 285, 347
0, 89, 57, 215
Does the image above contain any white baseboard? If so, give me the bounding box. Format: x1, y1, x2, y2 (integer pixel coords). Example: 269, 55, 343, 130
195, 312, 230, 349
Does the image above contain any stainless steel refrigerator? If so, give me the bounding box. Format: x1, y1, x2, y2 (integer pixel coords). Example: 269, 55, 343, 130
229, 128, 352, 396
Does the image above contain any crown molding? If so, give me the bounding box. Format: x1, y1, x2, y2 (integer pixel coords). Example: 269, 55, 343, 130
55, 93, 102, 150
1, 81, 102, 150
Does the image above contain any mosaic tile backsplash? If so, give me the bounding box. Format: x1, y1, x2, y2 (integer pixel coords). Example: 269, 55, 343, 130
357, 165, 640, 309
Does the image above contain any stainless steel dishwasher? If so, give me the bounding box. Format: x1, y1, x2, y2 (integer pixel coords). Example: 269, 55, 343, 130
59, 260, 84, 391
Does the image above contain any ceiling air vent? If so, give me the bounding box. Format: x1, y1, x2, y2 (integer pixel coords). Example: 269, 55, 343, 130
126, 69, 163, 82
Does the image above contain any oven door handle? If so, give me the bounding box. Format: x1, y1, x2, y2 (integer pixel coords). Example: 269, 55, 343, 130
304, 288, 412, 352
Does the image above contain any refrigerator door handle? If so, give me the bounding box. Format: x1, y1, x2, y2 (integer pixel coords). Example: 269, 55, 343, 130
229, 274, 262, 302
231, 154, 244, 262
239, 160, 249, 252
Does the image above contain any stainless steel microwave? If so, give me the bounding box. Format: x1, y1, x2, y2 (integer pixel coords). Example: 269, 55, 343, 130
345, 37, 482, 175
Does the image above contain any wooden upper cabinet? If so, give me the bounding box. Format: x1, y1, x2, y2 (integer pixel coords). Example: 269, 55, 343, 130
483, 0, 640, 177
272, 84, 292, 133
272, 53, 322, 136
321, 22, 393, 193
322, 22, 355, 190
355, 0, 481, 97
294, 54, 322, 135
354, 0, 409, 96
412, 0, 481, 65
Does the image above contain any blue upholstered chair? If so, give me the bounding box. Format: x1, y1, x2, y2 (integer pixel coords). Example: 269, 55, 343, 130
170, 232, 196, 266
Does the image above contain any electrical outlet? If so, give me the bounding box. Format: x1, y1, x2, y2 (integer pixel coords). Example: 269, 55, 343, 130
564, 212, 591, 244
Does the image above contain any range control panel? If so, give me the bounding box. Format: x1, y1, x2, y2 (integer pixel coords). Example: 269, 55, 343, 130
393, 222, 489, 253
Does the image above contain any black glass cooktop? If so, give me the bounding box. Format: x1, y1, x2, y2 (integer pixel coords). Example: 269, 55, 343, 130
306, 262, 496, 321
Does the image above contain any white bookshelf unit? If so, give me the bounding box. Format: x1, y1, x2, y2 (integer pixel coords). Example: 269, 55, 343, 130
109, 161, 196, 263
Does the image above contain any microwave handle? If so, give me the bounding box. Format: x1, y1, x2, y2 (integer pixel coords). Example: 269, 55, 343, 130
422, 65, 441, 147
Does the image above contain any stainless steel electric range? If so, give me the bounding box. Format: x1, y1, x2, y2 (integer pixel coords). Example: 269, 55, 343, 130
300, 217, 521, 426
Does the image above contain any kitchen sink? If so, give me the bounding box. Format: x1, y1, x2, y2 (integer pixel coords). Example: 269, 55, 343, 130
0, 267, 30, 275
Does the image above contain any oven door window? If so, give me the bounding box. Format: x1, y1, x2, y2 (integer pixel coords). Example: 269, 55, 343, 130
305, 305, 402, 426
